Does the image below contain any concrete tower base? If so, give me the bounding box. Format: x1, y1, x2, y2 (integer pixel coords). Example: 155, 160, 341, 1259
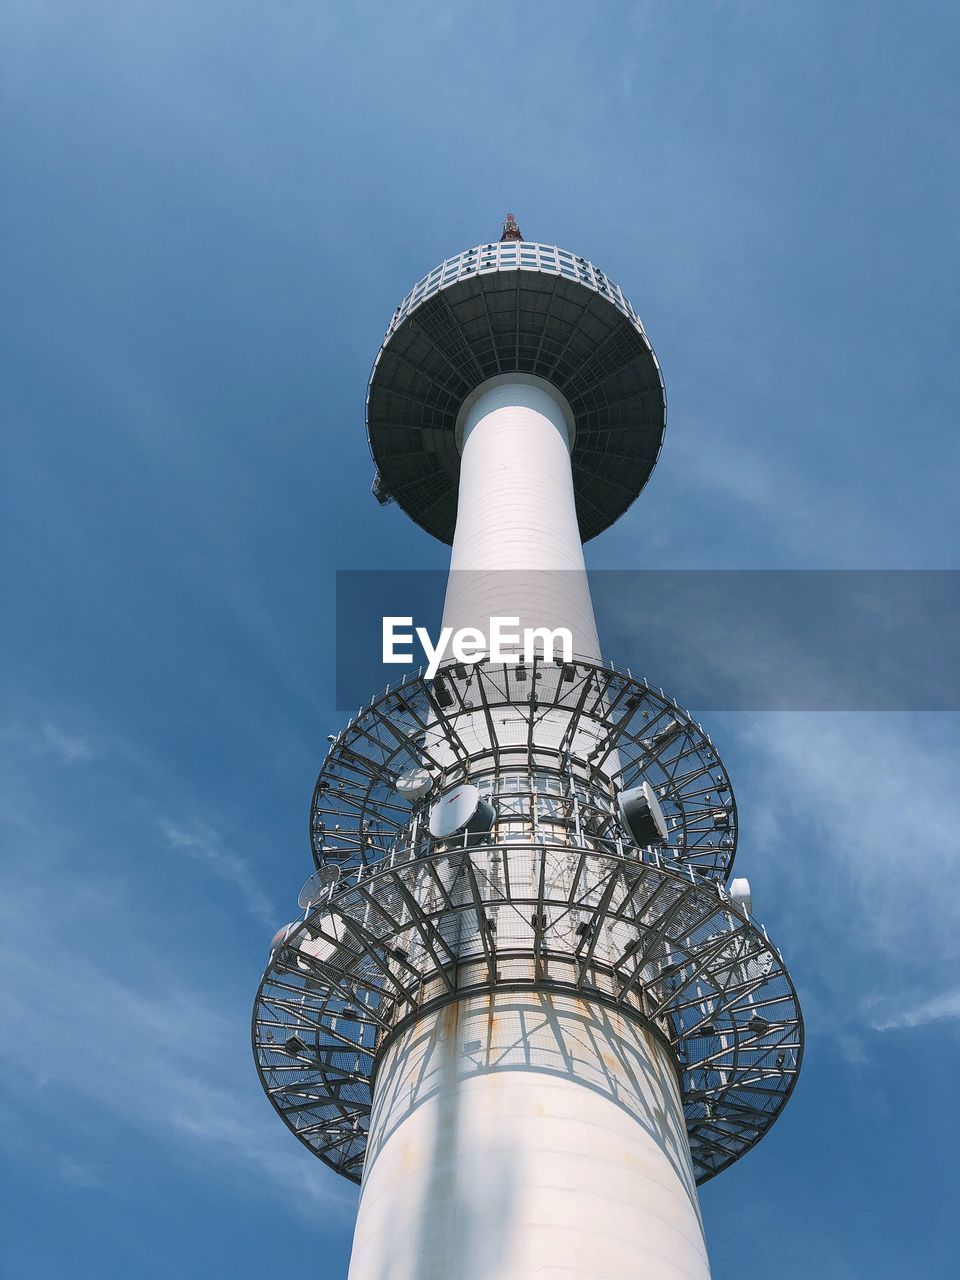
347, 991, 711, 1280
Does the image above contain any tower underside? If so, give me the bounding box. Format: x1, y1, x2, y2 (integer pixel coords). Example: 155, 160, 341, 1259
366, 240, 666, 544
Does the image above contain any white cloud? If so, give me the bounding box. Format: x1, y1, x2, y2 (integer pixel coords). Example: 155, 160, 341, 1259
0, 695, 349, 1222
870, 986, 960, 1032
56, 1156, 105, 1189
668, 431, 910, 567
716, 711, 960, 1053
732, 711, 960, 957
0, 715, 94, 764
42, 721, 94, 762
159, 817, 277, 927
0, 867, 348, 1218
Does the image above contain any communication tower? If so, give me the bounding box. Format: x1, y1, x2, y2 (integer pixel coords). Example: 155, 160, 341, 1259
253, 216, 803, 1279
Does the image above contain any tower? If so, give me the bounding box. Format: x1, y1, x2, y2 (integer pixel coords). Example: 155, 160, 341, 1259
253, 219, 803, 1279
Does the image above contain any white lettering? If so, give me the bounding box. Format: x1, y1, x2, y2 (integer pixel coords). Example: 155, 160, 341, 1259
452, 627, 487, 663
523, 626, 573, 665
382, 616, 574, 674
417, 625, 453, 679
383, 617, 414, 664
489, 616, 521, 662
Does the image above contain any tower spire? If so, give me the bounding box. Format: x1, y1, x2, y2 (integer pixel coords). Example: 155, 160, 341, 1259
499, 211, 522, 241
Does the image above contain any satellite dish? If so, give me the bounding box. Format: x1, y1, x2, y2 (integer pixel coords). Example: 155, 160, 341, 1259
396, 767, 433, 801
298, 865, 342, 910
429, 784, 496, 839
269, 921, 299, 958
728, 877, 752, 916
618, 780, 669, 846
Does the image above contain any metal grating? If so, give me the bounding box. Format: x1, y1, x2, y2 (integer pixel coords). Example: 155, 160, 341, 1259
310, 657, 739, 884
253, 846, 802, 1186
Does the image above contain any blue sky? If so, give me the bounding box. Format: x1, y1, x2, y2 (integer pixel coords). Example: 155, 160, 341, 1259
2, 2, 959, 1277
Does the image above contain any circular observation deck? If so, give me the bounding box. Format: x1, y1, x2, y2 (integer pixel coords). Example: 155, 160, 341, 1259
367, 240, 666, 544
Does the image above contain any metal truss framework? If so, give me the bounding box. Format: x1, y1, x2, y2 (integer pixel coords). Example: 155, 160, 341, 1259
311, 657, 739, 883
252, 844, 802, 1186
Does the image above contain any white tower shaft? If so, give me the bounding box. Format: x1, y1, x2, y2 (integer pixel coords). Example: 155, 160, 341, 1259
442, 376, 601, 662
347, 379, 711, 1280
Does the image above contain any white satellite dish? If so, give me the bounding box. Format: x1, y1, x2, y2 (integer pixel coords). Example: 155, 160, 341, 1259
429, 783, 496, 839
269, 921, 299, 958
728, 877, 752, 916
618, 779, 669, 846
396, 767, 433, 801
298, 865, 342, 910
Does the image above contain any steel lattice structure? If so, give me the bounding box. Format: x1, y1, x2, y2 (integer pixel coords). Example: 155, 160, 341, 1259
254, 848, 801, 1186
254, 659, 801, 1185
308, 658, 738, 882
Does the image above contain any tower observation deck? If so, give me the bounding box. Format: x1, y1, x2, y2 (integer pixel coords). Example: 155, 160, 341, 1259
252, 217, 803, 1280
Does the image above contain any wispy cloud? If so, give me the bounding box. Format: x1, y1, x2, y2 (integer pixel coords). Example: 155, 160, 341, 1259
0, 714, 95, 764
0, 865, 347, 1218
718, 710, 960, 1055
42, 721, 95, 762
870, 986, 960, 1032
56, 1157, 105, 1189
159, 818, 277, 927
734, 712, 960, 954
0, 694, 348, 1222
667, 430, 921, 568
